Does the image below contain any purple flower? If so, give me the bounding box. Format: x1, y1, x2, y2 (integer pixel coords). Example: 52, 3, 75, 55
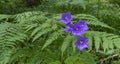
75, 36, 88, 51
64, 23, 73, 32
71, 20, 89, 36
60, 12, 72, 24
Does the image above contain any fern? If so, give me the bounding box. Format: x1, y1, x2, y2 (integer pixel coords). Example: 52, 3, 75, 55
0, 15, 12, 22
42, 0, 88, 13
13, 11, 118, 53
73, 14, 114, 29
0, 10, 119, 64
42, 29, 64, 49
61, 35, 74, 56
0, 0, 119, 63
13, 11, 47, 24
0, 22, 27, 64
53, 13, 113, 30
83, 31, 120, 52
65, 51, 96, 64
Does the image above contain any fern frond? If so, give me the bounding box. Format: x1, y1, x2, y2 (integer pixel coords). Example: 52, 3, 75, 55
25, 23, 38, 32
0, 10, 118, 63
73, 14, 113, 29
0, 23, 28, 64
0, 48, 16, 64
83, 31, 120, 52
52, 13, 113, 29
32, 28, 52, 42
94, 36, 101, 52
30, 23, 51, 37
0, 14, 12, 22
65, 51, 96, 64
61, 35, 74, 55
42, 29, 64, 50
13, 11, 47, 24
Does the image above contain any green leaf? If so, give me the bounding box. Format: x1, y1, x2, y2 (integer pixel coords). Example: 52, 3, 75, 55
32, 28, 51, 42
73, 14, 114, 29
61, 35, 73, 56
94, 36, 101, 52
30, 23, 51, 37
88, 36, 93, 50
65, 51, 96, 64
42, 29, 64, 49
102, 37, 109, 52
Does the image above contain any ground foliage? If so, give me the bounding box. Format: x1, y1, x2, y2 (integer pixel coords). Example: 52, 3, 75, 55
0, 0, 120, 64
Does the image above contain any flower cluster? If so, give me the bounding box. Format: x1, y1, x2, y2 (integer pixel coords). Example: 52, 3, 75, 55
60, 12, 89, 51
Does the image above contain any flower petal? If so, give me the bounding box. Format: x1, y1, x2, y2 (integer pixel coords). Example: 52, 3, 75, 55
60, 12, 72, 24
75, 36, 88, 51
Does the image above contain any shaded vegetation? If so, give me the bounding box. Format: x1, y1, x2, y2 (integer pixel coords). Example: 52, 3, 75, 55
0, 0, 120, 64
